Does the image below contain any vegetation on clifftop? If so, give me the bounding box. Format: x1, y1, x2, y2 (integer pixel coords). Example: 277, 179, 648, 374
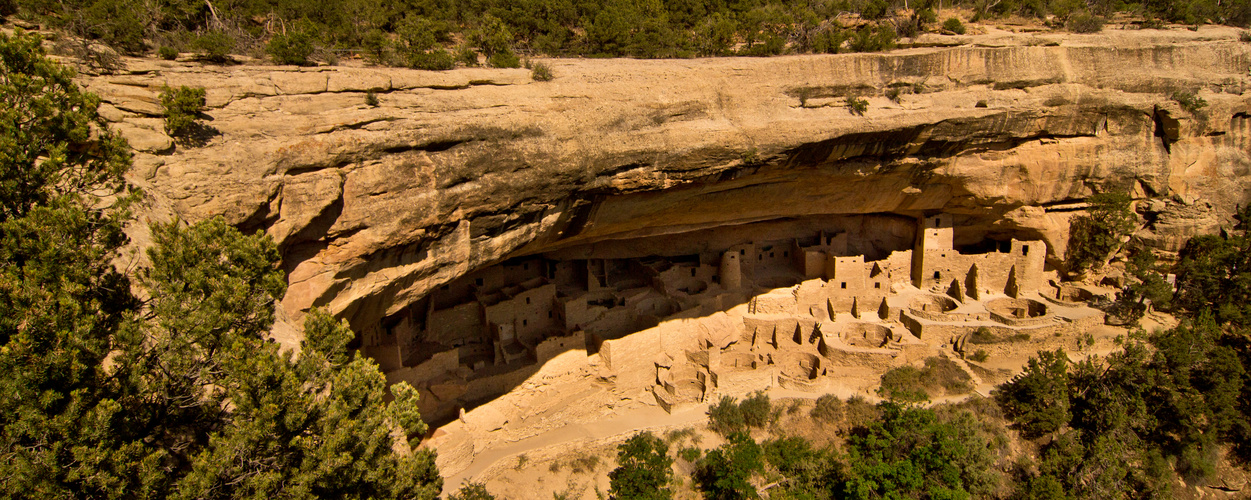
7, 0, 1248, 68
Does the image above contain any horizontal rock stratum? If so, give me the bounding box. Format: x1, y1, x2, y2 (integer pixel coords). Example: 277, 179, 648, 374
86, 27, 1251, 341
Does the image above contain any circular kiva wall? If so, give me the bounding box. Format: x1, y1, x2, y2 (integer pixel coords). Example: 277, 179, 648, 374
840, 322, 893, 348
986, 298, 1050, 326
661, 365, 706, 400
908, 294, 960, 321
778, 351, 822, 380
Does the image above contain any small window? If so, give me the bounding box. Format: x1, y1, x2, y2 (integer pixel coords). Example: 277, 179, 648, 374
522, 319, 528, 327
523, 263, 529, 270
840, 282, 847, 289
525, 297, 530, 305
691, 268, 697, 277
783, 251, 789, 257
874, 282, 881, 289
933, 271, 941, 279
769, 252, 775, 258
740, 249, 745, 255
759, 255, 763, 261
548, 311, 553, 318
475, 278, 484, 286
1022, 246, 1030, 256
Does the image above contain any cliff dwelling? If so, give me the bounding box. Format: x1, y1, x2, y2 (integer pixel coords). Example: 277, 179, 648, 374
357, 213, 1102, 426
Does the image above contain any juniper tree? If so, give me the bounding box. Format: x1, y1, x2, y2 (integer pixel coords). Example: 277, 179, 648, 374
0, 30, 441, 498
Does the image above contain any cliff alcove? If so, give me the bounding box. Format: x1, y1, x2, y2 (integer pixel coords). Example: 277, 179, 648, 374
79, 26, 1251, 473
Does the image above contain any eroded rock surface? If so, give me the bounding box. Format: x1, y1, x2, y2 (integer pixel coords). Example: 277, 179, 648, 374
86, 27, 1251, 340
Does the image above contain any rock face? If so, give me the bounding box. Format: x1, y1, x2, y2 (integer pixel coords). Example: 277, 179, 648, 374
87, 27, 1251, 339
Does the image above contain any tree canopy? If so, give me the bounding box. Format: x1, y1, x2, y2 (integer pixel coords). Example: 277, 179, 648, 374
0, 30, 441, 498
14, 0, 1247, 68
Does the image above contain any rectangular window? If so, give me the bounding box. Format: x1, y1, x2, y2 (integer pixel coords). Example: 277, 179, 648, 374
522, 319, 528, 327
1022, 246, 1029, 256
475, 278, 484, 286
841, 282, 847, 289
933, 271, 941, 279
548, 311, 553, 318
691, 268, 697, 277
525, 297, 530, 305
875, 282, 881, 289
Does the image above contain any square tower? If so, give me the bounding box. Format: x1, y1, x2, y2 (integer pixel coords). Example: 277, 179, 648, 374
921, 214, 954, 251
826, 255, 867, 292
912, 213, 955, 288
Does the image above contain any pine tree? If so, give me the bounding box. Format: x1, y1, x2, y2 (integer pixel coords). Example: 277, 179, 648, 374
0, 29, 442, 498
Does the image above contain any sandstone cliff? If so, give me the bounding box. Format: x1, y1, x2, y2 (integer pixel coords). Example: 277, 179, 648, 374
82, 27, 1251, 340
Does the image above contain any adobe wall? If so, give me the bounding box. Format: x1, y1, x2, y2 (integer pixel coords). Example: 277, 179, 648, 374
428, 301, 483, 346
534, 334, 585, 364
600, 326, 664, 388
914, 239, 1046, 292
385, 349, 460, 387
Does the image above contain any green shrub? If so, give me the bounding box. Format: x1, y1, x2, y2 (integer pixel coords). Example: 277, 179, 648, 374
365, 89, 379, 107
1241, 31, 1251, 42
410, 49, 454, 70
849, 24, 896, 52
1066, 192, 1137, 274
695, 432, 764, 499
742, 147, 761, 165
847, 96, 869, 115
487, 50, 521, 68
969, 327, 997, 344
191, 31, 235, 63
1171, 90, 1208, 113
160, 85, 206, 139
568, 453, 600, 474
456, 45, 479, 66
609, 432, 673, 499
679, 446, 702, 462
943, 18, 967, 34
740, 391, 772, 427
1067, 13, 1105, 33
762, 436, 822, 479
158, 46, 179, 60
708, 395, 745, 435
531, 61, 553, 81
663, 427, 696, 444
810, 394, 844, 422
361, 29, 390, 65
448, 482, 496, 500
811, 26, 848, 54
267, 31, 315, 66
879, 366, 929, 403
1141, 14, 1166, 29
993, 349, 1070, 439
970, 349, 990, 363
859, 0, 891, 19
879, 357, 974, 402
885, 87, 901, 102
